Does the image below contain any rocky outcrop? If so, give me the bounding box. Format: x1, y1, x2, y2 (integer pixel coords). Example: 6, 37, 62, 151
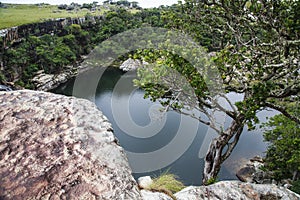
236, 156, 277, 185
138, 176, 153, 189
236, 156, 296, 189
174, 181, 300, 200
0, 90, 141, 200
0, 16, 103, 47
119, 58, 148, 72
141, 190, 173, 200
32, 67, 76, 91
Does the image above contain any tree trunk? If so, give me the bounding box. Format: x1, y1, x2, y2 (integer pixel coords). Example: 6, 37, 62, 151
202, 115, 244, 185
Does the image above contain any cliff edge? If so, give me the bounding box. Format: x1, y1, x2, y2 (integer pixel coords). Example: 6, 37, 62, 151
0, 90, 141, 200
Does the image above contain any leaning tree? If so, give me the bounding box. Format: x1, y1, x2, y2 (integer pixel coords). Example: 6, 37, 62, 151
134, 0, 300, 185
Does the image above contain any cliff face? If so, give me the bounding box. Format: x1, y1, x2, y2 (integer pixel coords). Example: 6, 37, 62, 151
0, 90, 141, 200
0, 16, 103, 47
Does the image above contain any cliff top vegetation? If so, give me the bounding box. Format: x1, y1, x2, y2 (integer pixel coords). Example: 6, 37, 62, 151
0, 2, 139, 29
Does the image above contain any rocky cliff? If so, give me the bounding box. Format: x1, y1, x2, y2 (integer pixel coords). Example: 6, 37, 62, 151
0, 90, 141, 199
0, 16, 103, 48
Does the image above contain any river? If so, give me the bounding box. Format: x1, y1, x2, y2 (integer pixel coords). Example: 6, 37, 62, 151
52, 67, 273, 185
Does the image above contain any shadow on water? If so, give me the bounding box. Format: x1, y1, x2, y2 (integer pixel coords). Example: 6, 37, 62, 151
52, 67, 273, 185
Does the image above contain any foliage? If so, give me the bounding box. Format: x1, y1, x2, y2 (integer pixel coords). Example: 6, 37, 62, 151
206, 177, 218, 185
2, 33, 76, 87
1, 0, 299, 187
147, 173, 185, 198
263, 104, 300, 182
134, 0, 300, 184
291, 180, 300, 194
1, 7, 166, 87
116, 0, 131, 7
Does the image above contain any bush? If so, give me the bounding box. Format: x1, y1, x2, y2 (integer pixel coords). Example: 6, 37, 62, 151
291, 180, 300, 194
263, 105, 300, 182
146, 173, 185, 198
57, 4, 67, 10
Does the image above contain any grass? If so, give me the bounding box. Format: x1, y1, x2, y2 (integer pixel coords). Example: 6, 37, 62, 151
0, 4, 107, 29
146, 173, 185, 199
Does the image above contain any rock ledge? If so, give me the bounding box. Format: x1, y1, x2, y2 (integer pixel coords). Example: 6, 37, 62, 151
0, 90, 141, 200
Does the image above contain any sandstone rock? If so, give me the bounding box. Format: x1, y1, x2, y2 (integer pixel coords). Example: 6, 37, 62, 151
250, 155, 264, 163
138, 176, 153, 189
0, 90, 141, 200
236, 166, 256, 183
141, 190, 173, 200
120, 58, 148, 72
32, 68, 76, 91
175, 181, 300, 200
236, 156, 272, 184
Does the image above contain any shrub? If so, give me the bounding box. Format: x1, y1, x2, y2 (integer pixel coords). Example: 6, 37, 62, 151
291, 180, 300, 195
146, 173, 185, 198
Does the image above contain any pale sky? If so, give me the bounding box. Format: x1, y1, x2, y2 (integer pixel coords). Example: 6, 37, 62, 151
0, 0, 179, 8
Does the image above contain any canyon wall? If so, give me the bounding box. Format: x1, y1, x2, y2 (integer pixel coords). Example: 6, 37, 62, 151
0, 15, 103, 47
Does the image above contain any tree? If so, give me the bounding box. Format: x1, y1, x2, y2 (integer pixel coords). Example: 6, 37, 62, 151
81, 3, 93, 9
65, 24, 91, 54
36, 34, 76, 74
131, 1, 139, 8
116, 0, 130, 7
57, 4, 67, 10
263, 104, 300, 182
135, 0, 300, 185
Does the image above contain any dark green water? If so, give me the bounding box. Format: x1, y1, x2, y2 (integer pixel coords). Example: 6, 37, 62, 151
53, 67, 272, 185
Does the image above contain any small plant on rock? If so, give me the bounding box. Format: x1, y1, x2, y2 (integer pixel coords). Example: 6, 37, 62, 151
146, 172, 185, 199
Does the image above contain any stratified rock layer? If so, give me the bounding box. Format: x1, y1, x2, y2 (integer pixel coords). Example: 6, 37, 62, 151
0, 90, 141, 200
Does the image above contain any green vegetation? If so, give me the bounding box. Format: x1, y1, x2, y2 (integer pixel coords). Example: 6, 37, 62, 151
291, 180, 300, 194
146, 173, 185, 198
205, 177, 218, 185
0, 0, 299, 187
134, 0, 300, 185
3, 33, 77, 88
263, 104, 300, 193
0, 7, 163, 88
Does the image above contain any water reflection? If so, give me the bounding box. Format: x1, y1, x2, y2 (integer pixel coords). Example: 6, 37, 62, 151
53, 67, 273, 185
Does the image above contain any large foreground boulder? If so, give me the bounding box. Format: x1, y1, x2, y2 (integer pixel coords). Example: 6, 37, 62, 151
0, 90, 141, 200
175, 181, 300, 200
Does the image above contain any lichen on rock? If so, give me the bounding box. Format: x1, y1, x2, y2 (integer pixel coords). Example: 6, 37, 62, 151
0, 90, 141, 200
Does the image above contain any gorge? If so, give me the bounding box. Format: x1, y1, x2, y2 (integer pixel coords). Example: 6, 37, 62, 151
52, 66, 272, 185
1, 0, 299, 198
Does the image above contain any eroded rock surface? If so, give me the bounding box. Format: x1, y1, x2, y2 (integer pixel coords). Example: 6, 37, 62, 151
138, 176, 153, 189
0, 90, 141, 200
236, 156, 273, 184
175, 181, 300, 200
141, 190, 173, 200
119, 58, 148, 72
32, 68, 76, 91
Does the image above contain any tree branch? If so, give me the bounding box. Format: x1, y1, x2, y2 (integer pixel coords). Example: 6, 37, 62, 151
265, 102, 300, 124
